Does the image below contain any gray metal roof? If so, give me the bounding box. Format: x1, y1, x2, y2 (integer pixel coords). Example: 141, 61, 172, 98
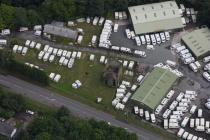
43, 24, 78, 41
128, 1, 185, 34
182, 27, 210, 58
0, 122, 16, 138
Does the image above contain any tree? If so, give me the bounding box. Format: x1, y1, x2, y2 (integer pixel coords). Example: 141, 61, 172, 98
34, 132, 51, 140
86, 0, 105, 16
0, 4, 15, 29
112, 0, 128, 11
13, 7, 28, 28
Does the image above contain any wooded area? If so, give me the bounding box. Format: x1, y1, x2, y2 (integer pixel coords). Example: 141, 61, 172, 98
1, 0, 210, 30
15, 106, 138, 140
0, 50, 49, 85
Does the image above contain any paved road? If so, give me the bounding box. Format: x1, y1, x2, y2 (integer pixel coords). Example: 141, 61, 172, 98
0, 74, 166, 140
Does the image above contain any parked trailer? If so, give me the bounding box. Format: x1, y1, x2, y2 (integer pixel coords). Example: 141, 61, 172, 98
190, 119, 195, 128
182, 132, 189, 139
190, 105, 197, 114
150, 114, 156, 123
177, 128, 185, 137
145, 111, 150, 121
169, 122, 179, 129
181, 117, 190, 127
164, 119, 168, 129
166, 60, 176, 67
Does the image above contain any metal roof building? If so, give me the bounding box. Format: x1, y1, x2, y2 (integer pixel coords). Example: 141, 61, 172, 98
181, 27, 210, 59
131, 67, 178, 111
43, 24, 78, 41
128, 1, 185, 34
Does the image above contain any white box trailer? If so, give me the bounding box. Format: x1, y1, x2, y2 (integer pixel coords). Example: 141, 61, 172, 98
35, 43, 42, 50
77, 35, 83, 44
21, 47, 28, 56
134, 36, 141, 46
119, 12, 123, 20
122, 92, 132, 104
72, 51, 77, 58
203, 56, 210, 63
190, 105, 197, 114
38, 51, 45, 59
145, 111, 150, 121
198, 109, 203, 117
164, 119, 168, 129
114, 24, 119, 32
47, 47, 53, 54
33, 25, 42, 31
100, 56, 105, 63
187, 134, 193, 140
190, 119, 195, 128
134, 106, 139, 114
128, 61, 134, 70
155, 104, 163, 115
49, 55, 55, 62
17, 46, 23, 53
44, 45, 50, 52
169, 122, 179, 129
123, 60, 128, 67
98, 17, 105, 26
63, 59, 69, 66
169, 100, 178, 110
189, 63, 198, 72
59, 57, 65, 65
122, 11, 127, 20
112, 98, 120, 106
54, 74, 61, 82
57, 49, 63, 57
115, 12, 119, 19
182, 132, 189, 139
91, 35, 97, 45
166, 90, 175, 99
89, 54, 95, 61
29, 41, 36, 48
43, 52, 50, 62
49, 73, 55, 80
52, 48, 58, 55
176, 46, 186, 53
145, 35, 151, 45
1, 29, 11, 35
68, 58, 75, 68
0, 39, 7, 45
130, 31, 135, 39
150, 34, 156, 45
125, 29, 131, 39
176, 92, 185, 102
25, 40, 31, 46
150, 114, 156, 123
200, 118, 205, 126
139, 108, 144, 117
111, 46, 120, 51
13, 45, 18, 53
177, 128, 185, 137
134, 50, 146, 57
155, 33, 161, 44
146, 45, 154, 50
93, 17, 99, 25
180, 49, 189, 55
195, 126, 205, 132
140, 35, 146, 45
181, 117, 190, 127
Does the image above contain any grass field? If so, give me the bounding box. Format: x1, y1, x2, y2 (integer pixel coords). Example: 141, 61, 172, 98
14, 49, 118, 110
71, 22, 102, 47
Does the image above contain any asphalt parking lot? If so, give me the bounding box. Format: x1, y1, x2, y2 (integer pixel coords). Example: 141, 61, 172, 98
110, 25, 177, 65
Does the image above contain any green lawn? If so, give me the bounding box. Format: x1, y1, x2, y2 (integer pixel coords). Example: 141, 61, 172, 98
14, 50, 116, 109
71, 22, 102, 47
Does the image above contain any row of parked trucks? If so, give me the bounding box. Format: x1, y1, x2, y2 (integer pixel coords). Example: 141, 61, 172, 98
114, 11, 127, 20
13, 45, 28, 56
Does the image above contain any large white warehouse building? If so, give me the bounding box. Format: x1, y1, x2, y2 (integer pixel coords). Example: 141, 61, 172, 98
128, 1, 186, 34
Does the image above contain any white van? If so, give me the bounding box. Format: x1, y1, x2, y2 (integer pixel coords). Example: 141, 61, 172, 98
140, 35, 146, 45
177, 128, 185, 137
166, 90, 175, 99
